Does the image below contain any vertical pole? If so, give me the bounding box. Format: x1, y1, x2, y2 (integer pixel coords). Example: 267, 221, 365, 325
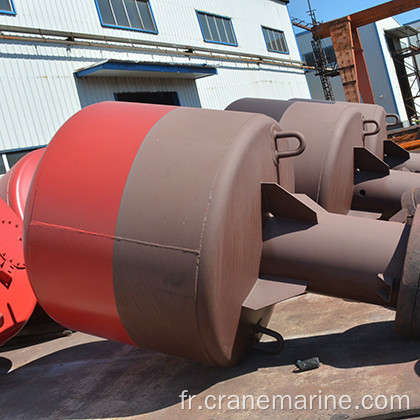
353, 28, 375, 104
329, 17, 361, 103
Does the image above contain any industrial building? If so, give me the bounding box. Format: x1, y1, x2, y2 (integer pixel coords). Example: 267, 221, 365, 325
296, 17, 420, 126
0, 0, 310, 173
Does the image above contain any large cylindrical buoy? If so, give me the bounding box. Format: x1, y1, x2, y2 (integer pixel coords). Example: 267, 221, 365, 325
24, 102, 420, 367
226, 98, 420, 220
0, 148, 69, 341
24, 102, 298, 366
0, 197, 36, 344
0, 149, 44, 220
0, 149, 44, 345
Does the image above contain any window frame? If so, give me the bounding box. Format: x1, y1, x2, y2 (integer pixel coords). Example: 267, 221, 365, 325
303, 46, 337, 67
323, 45, 337, 65
0, 0, 16, 16
0, 146, 45, 175
196, 10, 238, 47
94, 0, 159, 34
261, 26, 289, 55
303, 52, 315, 67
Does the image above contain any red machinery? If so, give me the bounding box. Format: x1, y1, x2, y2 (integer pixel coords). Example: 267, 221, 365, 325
23, 102, 420, 366
0, 149, 44, 219
0, 150, 44, 344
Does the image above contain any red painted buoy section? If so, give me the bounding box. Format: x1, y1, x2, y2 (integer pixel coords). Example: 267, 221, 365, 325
24, 101, 296, 365
24, 102, 177, 345
0, 149, 44, 220
0, 149, 42, 345
0, 198, 36, 344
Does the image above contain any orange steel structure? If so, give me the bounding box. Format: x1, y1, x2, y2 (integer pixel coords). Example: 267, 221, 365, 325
311, 0, 420, 104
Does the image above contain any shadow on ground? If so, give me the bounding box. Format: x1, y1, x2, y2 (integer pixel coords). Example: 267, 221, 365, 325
0, 357, 12, 375
0, 320, 419, 419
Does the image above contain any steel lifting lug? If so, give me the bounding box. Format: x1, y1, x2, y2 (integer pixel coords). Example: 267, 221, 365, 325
253, 324, 284, 354
273, 130, 307, 164
386, 113, 401, 128
362, 119, 380, 141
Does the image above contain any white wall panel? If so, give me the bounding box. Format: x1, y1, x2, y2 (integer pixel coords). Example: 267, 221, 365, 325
76, 76, 202, 108
0, 0, 300, 60
374, 19, 408, 122
197, 65, 309, 109
0, 0, 309, 151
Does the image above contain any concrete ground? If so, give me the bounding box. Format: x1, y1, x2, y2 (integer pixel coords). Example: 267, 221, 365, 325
1, 293, 420, 420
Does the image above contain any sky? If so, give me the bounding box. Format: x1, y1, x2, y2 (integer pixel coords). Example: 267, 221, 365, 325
287, 0, 420, 33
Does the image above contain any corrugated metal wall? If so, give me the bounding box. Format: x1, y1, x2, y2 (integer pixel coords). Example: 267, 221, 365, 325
77, 76, 202, 108
0, 0, 301, 60
0, 0, 310, 152
197, 64, 307, 108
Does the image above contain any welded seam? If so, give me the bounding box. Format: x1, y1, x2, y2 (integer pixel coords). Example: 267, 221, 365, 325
30, 220, 200, 255
193, 113, 263, 365
317, 106, 350, 205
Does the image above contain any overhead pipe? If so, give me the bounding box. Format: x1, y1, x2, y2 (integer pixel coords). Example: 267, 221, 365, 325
0, 24, 309, 70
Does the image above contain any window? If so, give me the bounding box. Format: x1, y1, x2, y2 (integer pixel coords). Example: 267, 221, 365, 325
303, 52, 315, 67
303, 46, 336, 67
323, 45, 337, 65
196, 11, 237, 46
0, 0, 16, 15
95, 0, 158, 33
262, 27, 288, 54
